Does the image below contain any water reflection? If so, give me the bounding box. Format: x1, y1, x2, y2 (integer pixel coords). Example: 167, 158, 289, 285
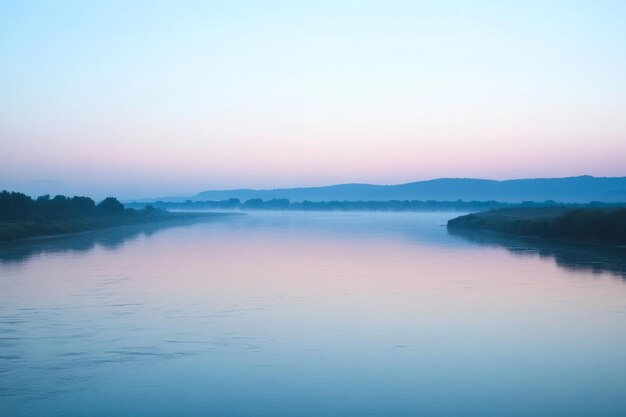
0, 216, 241, 266
2, 212, 626, 417
447, 227, 626, 279
3, 211, 625, 280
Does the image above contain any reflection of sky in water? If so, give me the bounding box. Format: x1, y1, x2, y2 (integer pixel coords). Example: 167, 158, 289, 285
1, 212, 626, 417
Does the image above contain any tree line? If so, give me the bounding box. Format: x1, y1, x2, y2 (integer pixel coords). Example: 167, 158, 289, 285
126, 198, 626, 212
448, 208, 626, 245
0, 191, 156, 222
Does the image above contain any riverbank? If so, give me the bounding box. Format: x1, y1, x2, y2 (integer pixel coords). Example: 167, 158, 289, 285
127, 199, 626, 212
447, 207, 626, 245
0, 212, 238, 242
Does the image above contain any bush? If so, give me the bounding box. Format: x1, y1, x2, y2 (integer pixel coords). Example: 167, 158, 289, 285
97, 197, 125, 215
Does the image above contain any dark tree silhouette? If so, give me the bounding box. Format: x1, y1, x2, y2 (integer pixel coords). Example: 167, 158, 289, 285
72, 196, 97, 216
97, 197, 125, 215
0, 191, 173, 241
448, 207, 626, 245
0, 192, 144, 222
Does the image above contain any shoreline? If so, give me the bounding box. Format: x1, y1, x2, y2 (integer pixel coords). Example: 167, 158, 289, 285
447, 207, 626, 247
0, 211, 243, 243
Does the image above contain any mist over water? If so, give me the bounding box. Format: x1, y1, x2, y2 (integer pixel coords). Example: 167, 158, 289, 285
2, 212, 626, 417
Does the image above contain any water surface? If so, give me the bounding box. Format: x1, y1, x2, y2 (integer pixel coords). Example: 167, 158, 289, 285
2, 212, 626, 417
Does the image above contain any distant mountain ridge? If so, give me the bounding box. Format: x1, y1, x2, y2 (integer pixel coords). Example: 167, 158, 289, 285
183, 176, 626, 203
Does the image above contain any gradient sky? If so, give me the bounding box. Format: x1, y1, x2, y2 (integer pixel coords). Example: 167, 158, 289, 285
1, 1, 626, 198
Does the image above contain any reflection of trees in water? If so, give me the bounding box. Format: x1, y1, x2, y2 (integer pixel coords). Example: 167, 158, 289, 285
448, 227, 626, 279
0, 220, 202, 265
5, 213, 625, 279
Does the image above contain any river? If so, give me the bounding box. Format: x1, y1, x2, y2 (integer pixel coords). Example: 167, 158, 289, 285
2, 212, 626, 416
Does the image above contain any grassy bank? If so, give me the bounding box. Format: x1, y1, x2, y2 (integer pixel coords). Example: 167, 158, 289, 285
0, 211, 233, 242
447, 207, 626, 245
0, 191, 240, 241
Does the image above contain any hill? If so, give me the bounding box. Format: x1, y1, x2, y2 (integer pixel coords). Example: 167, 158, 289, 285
189, 176, 626, 203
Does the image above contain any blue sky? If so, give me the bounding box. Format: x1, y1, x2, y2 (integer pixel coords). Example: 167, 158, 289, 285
1, 1, 625, 198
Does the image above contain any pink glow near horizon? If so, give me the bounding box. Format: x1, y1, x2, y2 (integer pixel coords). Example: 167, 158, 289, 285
1, 2, 626, 198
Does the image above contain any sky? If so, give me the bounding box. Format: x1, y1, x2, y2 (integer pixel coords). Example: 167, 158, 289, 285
1, 0, 626, 199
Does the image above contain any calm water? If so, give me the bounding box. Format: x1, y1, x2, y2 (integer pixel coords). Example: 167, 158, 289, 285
2, 212, 626, 417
